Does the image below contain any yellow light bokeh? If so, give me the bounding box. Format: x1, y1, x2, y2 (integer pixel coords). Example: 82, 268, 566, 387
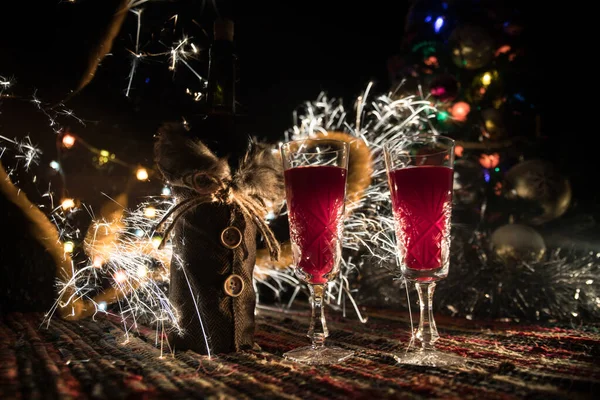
481, 72, 492, 86
62, 134, 76, 149
144, 207, 157, 218
63, 241, 75, 253
136, 168, 149, 181
61, 198, 75, 210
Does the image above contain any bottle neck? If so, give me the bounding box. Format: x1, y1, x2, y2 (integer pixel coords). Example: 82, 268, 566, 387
206, 39, 236, 115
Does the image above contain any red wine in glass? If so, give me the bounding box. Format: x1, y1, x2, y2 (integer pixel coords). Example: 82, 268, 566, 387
385, 134, 465, 367
284, 165, 347, 284
280, 138, 353, 365
388, 165, 453, 278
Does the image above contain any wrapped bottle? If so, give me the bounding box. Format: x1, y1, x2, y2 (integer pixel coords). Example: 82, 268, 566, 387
156, 18, 281, 355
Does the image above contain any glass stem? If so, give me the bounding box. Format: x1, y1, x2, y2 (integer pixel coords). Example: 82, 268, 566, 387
414, 282, 439, 351
308, 284, 328, 349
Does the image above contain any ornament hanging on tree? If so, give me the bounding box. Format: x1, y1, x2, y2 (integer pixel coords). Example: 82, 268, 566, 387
503, 159, 572, 225
449, 25, 494, 70
453, 159, 485, 206
452, 159, 486, 226
490, 223, 546, 263
480, 108, 507, 141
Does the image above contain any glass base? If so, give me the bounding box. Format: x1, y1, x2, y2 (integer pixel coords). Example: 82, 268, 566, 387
403, 266, 446, 282
284, 346, 354, 365
394, 349, 466, 367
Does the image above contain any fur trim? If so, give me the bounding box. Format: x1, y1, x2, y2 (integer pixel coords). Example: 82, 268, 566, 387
0, 161, 73, 286
232, 140, 285, 209
154, 123, 285, 208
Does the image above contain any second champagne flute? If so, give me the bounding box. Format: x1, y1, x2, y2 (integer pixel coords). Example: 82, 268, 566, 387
280, 138, 354, 365
385, 134, 465, 367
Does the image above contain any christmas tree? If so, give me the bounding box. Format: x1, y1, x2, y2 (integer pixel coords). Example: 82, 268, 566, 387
356, 0, 599, 322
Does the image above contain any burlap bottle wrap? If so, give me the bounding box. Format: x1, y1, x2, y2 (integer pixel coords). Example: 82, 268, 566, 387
168, 201, 257, 354
154, 124, 282, 354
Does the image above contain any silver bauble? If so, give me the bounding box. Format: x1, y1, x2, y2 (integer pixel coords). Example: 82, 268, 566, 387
490, 224, 546, 263
504, 160, 572, 225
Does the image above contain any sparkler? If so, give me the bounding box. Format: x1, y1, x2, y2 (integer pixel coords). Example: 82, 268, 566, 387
1, 1, 214, 353
289, 81, 438, 264
269, 81, 440, 322
0, 134, 42, 171
45, 195, 188, 355
125, 8, 143, 98
288, 84, 600, 324
0, 75, 192, 353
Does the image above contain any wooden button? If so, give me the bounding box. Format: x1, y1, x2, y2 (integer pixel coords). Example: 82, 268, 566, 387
223, 274, 244, 297
220, 226, 242, 249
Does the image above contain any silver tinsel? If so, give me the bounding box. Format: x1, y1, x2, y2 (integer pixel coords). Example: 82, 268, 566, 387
438, 226, 600, 322
275, 81, 600, 323
261, 82, 439, 319
358, 224, 600, 323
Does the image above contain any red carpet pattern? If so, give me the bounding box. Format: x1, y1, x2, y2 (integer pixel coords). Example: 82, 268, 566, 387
1, 307, 598, 399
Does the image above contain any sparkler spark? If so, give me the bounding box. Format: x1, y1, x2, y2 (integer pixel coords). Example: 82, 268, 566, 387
3, 2, 212, 344
0, 134, 42, 170
0, 75, 187, 348
0, 75, 13, 96
125, 8, 143, 97
123, 6, 206, 97
45, 196, 185, 349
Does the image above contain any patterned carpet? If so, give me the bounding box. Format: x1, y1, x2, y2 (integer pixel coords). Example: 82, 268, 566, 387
1, 307, 598, 399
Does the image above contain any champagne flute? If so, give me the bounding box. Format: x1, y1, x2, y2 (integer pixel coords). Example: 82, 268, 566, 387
280, 138, 354, 365
384, 134, 465, 367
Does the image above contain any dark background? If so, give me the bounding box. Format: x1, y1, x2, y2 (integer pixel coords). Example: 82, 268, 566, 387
0, 0, 585, 210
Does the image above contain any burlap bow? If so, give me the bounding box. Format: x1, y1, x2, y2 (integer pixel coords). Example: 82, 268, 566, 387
154, 171, 280, 261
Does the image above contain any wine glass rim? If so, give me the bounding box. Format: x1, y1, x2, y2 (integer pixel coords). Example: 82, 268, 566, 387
280, 138, 349, 154
384, 134, 455, 157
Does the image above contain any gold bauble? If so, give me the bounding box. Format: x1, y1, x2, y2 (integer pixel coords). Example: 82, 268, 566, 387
490, 224, 546, 263
504, 160, 572, 225
449, 25, 494, 70
480, 108, 507, 141
453, 159, 485, 206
